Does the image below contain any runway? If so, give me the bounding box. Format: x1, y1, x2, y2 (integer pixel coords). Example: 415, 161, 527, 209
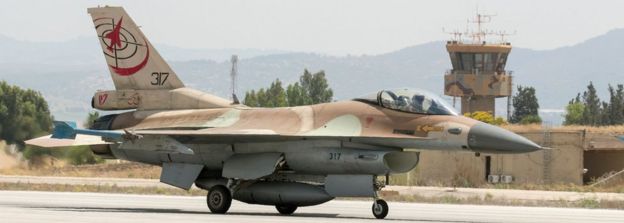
4, 175, 624, 202
0, 191, 623, 223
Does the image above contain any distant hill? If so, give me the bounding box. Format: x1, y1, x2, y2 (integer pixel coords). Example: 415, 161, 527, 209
1, 29, 624, 124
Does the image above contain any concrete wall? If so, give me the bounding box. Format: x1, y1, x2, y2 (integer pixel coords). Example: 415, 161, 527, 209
401, 131, 584, 186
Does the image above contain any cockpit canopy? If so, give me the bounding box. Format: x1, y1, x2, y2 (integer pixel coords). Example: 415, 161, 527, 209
354, 88, 458, 116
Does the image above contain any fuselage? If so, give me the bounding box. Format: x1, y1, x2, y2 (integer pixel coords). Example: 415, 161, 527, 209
93, 99, 536, 177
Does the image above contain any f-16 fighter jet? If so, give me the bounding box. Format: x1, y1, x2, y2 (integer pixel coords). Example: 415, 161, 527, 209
26, 6, 542, 219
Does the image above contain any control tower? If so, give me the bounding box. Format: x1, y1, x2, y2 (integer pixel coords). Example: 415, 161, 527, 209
444, 13, 513, 115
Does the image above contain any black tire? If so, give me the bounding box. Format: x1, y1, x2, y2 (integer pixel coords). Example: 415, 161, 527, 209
371, 199, 388, 219
207, 185, 232, 214
275, 204, 297, 215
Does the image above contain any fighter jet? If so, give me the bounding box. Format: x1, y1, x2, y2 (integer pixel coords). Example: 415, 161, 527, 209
26, 6, 542, 219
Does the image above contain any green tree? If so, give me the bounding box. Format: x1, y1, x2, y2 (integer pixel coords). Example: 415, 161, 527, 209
244, 90, 258, 107
600, 102, 611, 125
581, 82, 602, 126
509, 86, 541, 124
606, 84, 624, 125
299, 69, 333, 105
563, 102, 585, 125
84, 111, 100, 128
256, 88, 268, 107
244, 69, 333, 107
567, 82, 624, 126
0, 81, 53, 145
286, 83, 306, 106
266, 79, 288, 107
243, 79, 287, 107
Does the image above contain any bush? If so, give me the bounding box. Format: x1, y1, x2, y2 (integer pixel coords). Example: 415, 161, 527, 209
464, 111, 507, 126
520, 115, 542, 124
22, 145, 103, 165
22, 146, 61, 160
64, 146, 104, 165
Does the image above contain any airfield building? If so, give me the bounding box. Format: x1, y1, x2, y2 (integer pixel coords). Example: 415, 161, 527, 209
443, 14, 513, 115
399, 14, 624, 187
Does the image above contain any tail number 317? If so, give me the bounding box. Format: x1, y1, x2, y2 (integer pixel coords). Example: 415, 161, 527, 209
329, 152, 341, 160
151, 72, 169, 86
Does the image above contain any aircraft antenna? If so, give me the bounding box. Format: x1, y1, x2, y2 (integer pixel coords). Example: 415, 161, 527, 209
230, 55, 240, 104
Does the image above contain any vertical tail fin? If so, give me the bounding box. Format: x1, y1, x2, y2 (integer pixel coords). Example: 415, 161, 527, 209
87, 6, 184, 90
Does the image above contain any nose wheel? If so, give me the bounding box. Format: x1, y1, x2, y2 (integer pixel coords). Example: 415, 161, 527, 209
372, 199, 388, 219
207, 185, 232, 214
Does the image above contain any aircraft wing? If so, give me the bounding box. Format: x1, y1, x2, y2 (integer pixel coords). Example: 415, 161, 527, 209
26, 121, 430, 150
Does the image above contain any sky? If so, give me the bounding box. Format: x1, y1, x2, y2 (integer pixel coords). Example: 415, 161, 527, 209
1, 0, 623, 55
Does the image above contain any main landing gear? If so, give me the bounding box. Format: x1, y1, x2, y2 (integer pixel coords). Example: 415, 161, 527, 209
206, 177, 389, 219
207, 185, 232, 214
206, 182, 299, 216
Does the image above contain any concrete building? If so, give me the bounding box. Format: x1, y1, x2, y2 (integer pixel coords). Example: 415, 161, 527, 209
443, 13, 513, 115
583, 132, 624, 182
395, 129, 624, 186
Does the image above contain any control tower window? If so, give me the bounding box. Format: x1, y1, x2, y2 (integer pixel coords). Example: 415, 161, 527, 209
457, 53, 501, 73
474, 53, 484, 71
483, 53, 494, 72
460, 53, 474, 71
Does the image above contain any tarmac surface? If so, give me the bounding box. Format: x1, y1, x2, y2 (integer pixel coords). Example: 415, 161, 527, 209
2, 175, 624, 202
1, 190, 623, 223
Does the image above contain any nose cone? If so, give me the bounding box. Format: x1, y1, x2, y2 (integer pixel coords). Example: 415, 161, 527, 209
468, 123, 542, 153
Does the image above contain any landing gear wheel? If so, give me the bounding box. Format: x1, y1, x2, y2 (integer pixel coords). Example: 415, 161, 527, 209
372, 199, 388, 219
275, 204, 297, 215
207, 185, 232, 214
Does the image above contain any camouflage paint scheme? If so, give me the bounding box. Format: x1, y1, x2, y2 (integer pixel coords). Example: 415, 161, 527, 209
444, 43, 513, 98
445, 74, 512, 97
25, 6, 542, 219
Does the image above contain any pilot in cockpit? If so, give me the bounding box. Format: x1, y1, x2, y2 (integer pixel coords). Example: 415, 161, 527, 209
396, 96, 411, 111
411, 95, 429, 113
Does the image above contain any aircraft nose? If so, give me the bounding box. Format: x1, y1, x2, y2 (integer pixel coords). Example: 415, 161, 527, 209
467, 122, 542, 153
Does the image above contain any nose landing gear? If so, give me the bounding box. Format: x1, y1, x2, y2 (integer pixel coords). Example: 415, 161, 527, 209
371, 174, 389, 219
372, 199, 389, 219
